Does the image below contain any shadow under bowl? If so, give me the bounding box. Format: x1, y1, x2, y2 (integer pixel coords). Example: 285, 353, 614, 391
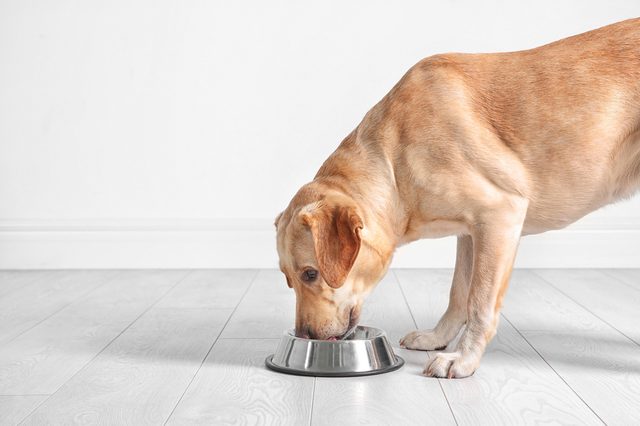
265, 325, 404, 377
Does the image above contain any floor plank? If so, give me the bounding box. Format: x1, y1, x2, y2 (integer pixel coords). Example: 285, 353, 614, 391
0, 270, 49, 298
442, 321, 601, 425
312, 348, 456, 426
394, 269, 458, 329
503, 270, 612, 332
166, 338, 314, 425
0, 270, 118, 344
0, 270, 187, 395
1, 268, 638, 425
155, 269, 257, 310
0, 395, 48, 426
524, 330, 640, 425
220, 269, 295, 338
603, 269, 640, 290
358, 272, 416, 344
396, 269, 600, 425
22, 308, 231, 426
533, 269, 640, 344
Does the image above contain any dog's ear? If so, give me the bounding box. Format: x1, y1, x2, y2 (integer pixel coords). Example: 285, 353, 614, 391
300, 204, 363, 288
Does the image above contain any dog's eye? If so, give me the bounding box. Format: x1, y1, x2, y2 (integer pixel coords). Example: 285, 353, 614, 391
301, 269, 318, 283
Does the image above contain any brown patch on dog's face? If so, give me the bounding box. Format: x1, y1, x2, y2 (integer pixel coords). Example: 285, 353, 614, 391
276, 187, 386, 340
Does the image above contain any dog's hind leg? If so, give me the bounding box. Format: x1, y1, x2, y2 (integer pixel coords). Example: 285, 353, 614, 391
400, 235, 472, 351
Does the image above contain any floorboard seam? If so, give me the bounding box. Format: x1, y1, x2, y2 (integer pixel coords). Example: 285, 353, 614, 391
0, 271, 47, 299
393, 270, 459, 426
392, 270, 419, 330
218, 337, 281, 340
601, 269, 640, 293
501, 315, 606, 425
0, 271, 124, 346
308, 377, 317, 426
436, 378, 459, 426
0, 394, 51, 397
16, 269, 193, 426
531, 270, 640, 348
162, 269, 260, 426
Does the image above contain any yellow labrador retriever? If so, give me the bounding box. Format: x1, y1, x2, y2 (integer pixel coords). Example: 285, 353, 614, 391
275, 18, 640, 378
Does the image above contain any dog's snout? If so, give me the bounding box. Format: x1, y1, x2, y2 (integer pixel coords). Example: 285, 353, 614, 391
295, 325, 311, 339
296, 330, 311, 339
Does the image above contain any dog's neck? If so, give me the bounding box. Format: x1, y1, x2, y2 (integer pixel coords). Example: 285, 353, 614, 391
313, 132, 410, 269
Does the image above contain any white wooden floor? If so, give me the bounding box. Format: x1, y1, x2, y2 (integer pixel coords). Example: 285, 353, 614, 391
1, 269, 639, 425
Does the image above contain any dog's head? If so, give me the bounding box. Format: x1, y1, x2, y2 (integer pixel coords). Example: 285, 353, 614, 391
276, 185, 388, 340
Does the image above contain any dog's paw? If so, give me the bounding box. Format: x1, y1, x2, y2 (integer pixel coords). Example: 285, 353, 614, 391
399, 330, 448, 351
423, 351, 478, 379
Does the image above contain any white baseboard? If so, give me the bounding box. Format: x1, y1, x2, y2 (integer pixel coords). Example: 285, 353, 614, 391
0, 218, 638, 269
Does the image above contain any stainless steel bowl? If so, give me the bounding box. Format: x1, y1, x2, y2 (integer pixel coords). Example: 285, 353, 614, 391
265, 325, 404, 377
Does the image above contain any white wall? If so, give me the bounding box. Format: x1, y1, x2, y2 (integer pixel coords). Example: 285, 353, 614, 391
1, 0, 639, 268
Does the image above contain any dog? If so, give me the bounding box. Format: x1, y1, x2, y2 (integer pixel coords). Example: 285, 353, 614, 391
275, 18, 640, 378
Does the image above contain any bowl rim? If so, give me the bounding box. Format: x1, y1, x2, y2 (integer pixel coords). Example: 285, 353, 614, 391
264, 354, 405, 377
283, 325, 387, 342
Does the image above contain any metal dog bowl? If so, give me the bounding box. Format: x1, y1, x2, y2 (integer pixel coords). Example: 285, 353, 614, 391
265, 325, 404, 377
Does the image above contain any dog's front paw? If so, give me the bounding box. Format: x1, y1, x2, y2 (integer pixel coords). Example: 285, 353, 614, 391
399, 330, 449, 351
423, 351, 478, 379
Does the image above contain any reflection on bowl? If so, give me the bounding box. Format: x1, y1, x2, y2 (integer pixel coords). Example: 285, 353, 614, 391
265, 325, 404, 377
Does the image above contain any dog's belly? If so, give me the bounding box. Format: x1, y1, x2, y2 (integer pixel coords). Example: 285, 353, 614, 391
521, 131, 640, 235
520, 169, 609, 234
521, 204, 599, 235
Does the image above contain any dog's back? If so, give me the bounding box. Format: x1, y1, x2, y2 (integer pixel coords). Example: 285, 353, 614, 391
366, 18, 640, 233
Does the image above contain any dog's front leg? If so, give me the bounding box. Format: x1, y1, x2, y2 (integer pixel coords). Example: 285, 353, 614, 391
400, 235, 472, 350
424, 206, 525, 379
